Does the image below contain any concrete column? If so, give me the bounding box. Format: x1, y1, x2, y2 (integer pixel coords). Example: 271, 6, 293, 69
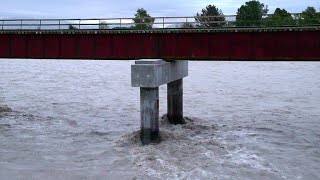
132, 60, 188, 144
167, 79, 185, 124
140, 87, 160, 145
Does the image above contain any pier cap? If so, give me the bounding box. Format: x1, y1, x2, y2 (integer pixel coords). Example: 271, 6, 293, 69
131, 60, 188, 88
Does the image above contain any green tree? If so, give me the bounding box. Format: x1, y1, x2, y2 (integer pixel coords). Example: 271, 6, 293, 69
236, 0, 268, 26
301, 7, 320, 25
133, 8, 154, 29
99, 21, 108, 29
264, 8, 294, 26
195, 5, 225, 27
68, 24, 77, 30
181, 22, 194, 28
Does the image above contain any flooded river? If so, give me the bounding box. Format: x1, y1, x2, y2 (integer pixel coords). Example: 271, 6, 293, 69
0, 60, 319, 179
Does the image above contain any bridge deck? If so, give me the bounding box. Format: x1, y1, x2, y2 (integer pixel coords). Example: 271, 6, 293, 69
0, 26, 319, 61
0, 26, 319, 34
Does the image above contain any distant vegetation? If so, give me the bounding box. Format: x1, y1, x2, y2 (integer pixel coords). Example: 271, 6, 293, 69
195, 1, 319, 27
181, 22, 194, 28
300, 7, 320, 25
65, 1, 319, 30
99, 21, 109, 29
195, 5, 226, 27
133, 8, 154, 29
68, 24, 78, 30
235, 1, 269, 26
264, 8, 294, 26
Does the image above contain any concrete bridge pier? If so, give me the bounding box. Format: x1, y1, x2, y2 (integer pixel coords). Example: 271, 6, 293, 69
131, 60, 188, 145
167, 79, 185, 124
140, 87, 160, 144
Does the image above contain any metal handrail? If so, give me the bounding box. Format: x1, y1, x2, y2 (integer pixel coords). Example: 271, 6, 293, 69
0, 15, 233, 21
0, 13, 319, 30
0, 12, 312, 21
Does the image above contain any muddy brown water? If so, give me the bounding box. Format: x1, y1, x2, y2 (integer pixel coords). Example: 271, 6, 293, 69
0, 60, 319, 179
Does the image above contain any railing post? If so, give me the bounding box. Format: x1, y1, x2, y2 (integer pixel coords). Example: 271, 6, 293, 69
20, 20, 23, 30
120, 18, 122, 28
79, 20, 81, 29
58, 20, 61, 30
185, 17, 188, 28
39, 20, 42, 30
163, 17, 164, 28
1, 20, 3, 30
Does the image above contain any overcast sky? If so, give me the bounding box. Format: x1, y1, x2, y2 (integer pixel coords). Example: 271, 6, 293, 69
0, 0, 319, 19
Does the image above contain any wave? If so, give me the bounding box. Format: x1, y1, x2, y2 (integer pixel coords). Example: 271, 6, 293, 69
0, 105, 12, 114
115, 115, 225, 179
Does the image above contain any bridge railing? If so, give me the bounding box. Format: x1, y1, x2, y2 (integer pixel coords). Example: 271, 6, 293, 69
0, 13, 320, 30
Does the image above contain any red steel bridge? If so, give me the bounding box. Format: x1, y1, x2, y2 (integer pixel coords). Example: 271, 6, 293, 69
0, 14, 319, 61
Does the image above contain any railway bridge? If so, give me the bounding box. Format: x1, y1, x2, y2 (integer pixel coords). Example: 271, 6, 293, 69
1, 15, 319, 144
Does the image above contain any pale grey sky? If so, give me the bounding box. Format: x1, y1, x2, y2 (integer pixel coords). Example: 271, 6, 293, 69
0, 0, 319, 19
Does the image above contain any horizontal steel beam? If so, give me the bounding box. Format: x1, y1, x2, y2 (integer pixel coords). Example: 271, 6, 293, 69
0, 30, 319, 61
0, 26, 319, 34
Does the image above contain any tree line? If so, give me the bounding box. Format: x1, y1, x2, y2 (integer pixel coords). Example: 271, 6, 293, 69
70, 0, 320, 29
140, 0, 319, 29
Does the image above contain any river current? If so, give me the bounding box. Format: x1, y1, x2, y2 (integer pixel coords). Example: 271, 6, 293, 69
0, 60, 319, 179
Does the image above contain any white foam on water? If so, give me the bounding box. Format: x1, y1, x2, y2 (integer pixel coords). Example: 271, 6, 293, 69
115, 115, 224, 179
